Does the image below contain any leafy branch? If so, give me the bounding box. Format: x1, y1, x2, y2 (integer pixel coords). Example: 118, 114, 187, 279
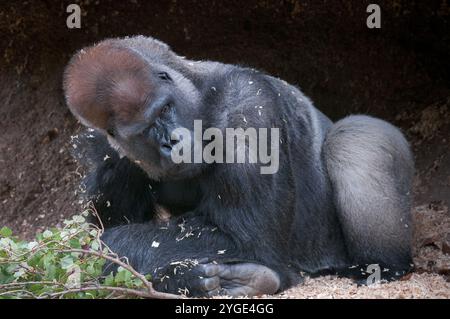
0, 209, 180, 299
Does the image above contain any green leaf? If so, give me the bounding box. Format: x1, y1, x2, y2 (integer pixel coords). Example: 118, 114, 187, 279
45, 264, 57, 280
0, 227, 12, 237
13, 269, 26, 279
115, 267, 133, 284
90, 240, 100, 251
72, 215, 86, 224
60, 255, 74, 270
27, 241, 39, 250
69, 238, 82, 249
42, 230, 53, 239
104, 272, 115, 286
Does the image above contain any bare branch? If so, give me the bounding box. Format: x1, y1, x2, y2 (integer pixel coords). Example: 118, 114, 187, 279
39, 285, 163, 299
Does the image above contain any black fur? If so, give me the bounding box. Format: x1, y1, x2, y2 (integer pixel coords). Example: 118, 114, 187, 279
74, 131, 202, 228
73, 132, 156, 228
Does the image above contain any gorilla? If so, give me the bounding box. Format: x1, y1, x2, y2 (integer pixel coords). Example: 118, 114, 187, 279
63, 36, 414, 297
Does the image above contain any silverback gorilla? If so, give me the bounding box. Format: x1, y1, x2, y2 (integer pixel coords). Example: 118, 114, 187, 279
63, 36, 414, 297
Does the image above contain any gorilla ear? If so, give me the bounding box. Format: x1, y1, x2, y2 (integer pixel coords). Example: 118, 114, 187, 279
63, 41, 153, 131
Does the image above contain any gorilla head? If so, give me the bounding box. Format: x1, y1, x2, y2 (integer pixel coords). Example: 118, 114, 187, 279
64, 40, 204, 180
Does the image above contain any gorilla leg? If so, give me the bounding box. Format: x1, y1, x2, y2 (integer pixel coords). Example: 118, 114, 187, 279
323, 115, 414, 272
101, 216, 280, 297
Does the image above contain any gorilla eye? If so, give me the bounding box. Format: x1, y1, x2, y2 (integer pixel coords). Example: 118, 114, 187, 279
106, 128, 115, 137
158, 72, 172, 81
160, 104, 171, 115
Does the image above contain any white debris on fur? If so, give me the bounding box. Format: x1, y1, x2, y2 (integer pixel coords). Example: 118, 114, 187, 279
151, 241, 160, 248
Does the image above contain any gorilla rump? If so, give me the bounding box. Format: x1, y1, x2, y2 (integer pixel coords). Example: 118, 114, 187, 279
63, 36, 414, 297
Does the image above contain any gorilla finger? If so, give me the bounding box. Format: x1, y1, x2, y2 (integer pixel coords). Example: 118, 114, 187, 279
198, 263, 220, 277
199, 276, 220, 292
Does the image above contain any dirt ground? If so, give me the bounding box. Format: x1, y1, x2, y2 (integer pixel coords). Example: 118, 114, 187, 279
0, 1, 449, 298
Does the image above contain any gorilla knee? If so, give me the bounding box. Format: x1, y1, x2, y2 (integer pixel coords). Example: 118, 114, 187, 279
323, 115, 414, 268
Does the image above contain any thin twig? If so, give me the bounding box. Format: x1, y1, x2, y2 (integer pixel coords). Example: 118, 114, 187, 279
39, 285, 168, 299
87, 202, 105, 234
0, 281, 63, 288
0, 289, 38, 298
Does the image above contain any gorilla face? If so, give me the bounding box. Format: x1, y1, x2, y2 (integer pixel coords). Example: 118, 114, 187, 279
109, 73, 205, 181
64, 41, 204, 181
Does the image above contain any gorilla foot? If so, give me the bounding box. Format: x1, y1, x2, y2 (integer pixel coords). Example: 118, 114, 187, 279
197, 263, 281, 297
152, 261, 280, 297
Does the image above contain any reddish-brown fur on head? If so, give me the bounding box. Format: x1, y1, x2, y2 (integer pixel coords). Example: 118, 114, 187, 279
63, 41, 153, 130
